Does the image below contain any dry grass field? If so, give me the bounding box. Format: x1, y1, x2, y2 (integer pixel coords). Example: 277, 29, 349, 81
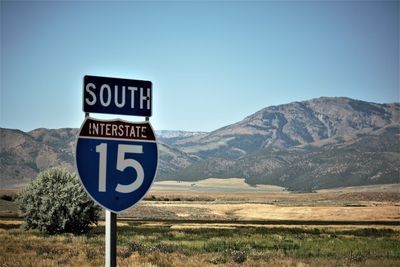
1, 180, 399, 266
1, 218, 399, 267
119, 180, 400, 223
1, 180, 399, 223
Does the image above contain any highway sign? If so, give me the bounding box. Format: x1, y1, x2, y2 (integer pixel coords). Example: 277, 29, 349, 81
83, 75, 152, 117
75, 117, 158, 213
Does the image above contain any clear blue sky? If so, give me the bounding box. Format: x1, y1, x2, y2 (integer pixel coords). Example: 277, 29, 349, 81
1, 1, 399, 132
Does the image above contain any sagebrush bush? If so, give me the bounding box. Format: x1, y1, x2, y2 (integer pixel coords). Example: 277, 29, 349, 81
17, 168, 101, 234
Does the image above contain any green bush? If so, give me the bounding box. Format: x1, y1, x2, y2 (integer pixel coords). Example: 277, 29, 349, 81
230, 249, 247, 263
17, 168, 101, 235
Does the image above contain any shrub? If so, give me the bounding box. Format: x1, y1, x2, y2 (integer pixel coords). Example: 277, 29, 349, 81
230, 250, 247, 263
128, 241, 147, 255
17, 168, 101, 234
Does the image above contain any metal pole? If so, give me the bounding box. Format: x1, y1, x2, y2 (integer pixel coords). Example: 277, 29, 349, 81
105, 209, 117, 267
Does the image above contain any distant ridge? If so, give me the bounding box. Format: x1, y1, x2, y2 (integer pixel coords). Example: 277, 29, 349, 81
159, 97, 400, 191
156, 130, 207, 145
1, 97, 399, 191
172, 97, 399, 157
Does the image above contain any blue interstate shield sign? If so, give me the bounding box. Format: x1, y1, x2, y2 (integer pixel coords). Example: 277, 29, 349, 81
75, 117, 158, 213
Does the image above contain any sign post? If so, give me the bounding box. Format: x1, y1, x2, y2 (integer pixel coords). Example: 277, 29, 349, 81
76, 75, 157, 267
105, 210, 117, 267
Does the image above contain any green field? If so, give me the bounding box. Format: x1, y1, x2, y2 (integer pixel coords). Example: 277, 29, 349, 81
1, 219, 399, 267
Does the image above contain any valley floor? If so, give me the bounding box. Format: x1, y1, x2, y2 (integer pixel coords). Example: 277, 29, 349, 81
1, 219, 399, 267
119, 181, 400, 223
0, 181, 399, 266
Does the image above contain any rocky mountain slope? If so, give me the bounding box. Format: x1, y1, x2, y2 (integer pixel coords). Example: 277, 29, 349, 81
1, 97, 399, 190
0, 128, 199, 188
165, 97, 399, 191
0, 128, 76, 187
174, 97, 399, 159
156, 130, 207, 145
172, 124, 399, 191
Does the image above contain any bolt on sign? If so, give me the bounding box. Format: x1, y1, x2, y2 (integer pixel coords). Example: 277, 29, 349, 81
76, 75, 158, 213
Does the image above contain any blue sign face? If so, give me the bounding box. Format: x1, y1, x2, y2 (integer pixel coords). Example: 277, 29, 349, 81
83, 75, 152, 117
75, 117, 158, 213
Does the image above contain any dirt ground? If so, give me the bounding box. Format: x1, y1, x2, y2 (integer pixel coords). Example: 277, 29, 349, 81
2, 182, 399, 223
142, 202, 398, 221
119, 182, 400, 222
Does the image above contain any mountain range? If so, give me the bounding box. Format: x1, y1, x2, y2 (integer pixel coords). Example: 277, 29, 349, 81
1, 97, 399, 191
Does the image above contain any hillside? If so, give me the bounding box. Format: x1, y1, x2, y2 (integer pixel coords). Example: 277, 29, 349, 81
0, 128, 75, 187
1, 97, 399, 190
172, 124, 399, 191
0, 128, 199, 188
164, 97, 399, 191
156, 130, 207, 145
174, 97, 399, 159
